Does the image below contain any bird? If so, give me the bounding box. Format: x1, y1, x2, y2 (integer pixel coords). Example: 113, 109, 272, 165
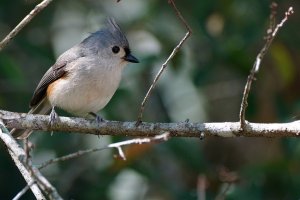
11, 18, 139, 139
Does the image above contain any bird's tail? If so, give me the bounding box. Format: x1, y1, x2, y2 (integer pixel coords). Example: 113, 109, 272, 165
10, 98, 52, 139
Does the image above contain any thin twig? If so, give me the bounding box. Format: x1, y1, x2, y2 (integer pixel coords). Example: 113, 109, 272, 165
108, 132, 169, 160
23, 138, 32, 166
136, 0, 192, 124
12, 181, 36, 200
0, 0, 53, 51
38, 132, 169, 169
239, 5, 294, 130
38, 147, 109, 169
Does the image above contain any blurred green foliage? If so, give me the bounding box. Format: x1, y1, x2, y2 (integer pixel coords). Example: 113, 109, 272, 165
1, 0, 300, 199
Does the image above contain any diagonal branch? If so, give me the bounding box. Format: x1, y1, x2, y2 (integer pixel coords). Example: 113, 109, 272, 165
137, 0, 192, 124
239, 5, 294, 130
13, 181, 36, 200
38, 132, 169, 169
0, 120, 63, 200
0, 0, 53, 51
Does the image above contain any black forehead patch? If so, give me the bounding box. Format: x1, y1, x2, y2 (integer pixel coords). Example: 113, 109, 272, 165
124, 47, 131, 56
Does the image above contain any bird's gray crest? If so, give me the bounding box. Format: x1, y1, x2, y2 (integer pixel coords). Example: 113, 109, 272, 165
105, 17, 129, 47
81, 17, 129, 49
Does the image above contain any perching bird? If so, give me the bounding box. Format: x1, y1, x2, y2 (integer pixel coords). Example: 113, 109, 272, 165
11, 18, 139, 139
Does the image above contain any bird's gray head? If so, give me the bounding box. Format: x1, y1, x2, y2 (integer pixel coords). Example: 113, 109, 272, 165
81, 18, 139, 65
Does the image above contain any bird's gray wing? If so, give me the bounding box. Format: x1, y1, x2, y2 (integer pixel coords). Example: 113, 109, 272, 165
11, 56, 71, 139
11, 64, 66, 139
29, 61, 67, 107
29, 45, 85, 107
12, 55, 75, 139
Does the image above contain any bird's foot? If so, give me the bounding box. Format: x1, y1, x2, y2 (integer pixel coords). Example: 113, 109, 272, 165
89, 112, 106, 124
135, 120, 142, 127
49, 106, 59, 126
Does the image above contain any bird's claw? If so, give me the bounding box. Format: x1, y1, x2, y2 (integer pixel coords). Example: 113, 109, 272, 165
89, 112, 106, 125
49, 106, 58, 126
95, 115, 106, 124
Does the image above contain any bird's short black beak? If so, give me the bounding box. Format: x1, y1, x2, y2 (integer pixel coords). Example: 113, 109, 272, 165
124, 53, 139, 63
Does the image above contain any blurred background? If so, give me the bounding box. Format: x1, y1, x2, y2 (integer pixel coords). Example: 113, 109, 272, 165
1, 0, 300, 199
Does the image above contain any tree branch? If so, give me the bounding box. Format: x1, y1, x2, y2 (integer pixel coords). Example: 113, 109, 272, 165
0, 119, 63, 200
137, 0, 192, 123
13, 181, 36, 200
2, 110, 300, 138
239, 5, 294, 130
38, 132, 169, 169
0, 0, 53, 51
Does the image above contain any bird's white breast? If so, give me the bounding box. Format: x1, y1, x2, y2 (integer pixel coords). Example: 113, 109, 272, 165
47, 56, 126, 116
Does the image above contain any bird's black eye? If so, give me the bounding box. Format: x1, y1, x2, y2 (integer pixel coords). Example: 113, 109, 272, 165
112, 46, 120, 54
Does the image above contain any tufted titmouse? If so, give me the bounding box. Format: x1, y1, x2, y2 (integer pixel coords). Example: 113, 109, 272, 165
11, 18, 139, 139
